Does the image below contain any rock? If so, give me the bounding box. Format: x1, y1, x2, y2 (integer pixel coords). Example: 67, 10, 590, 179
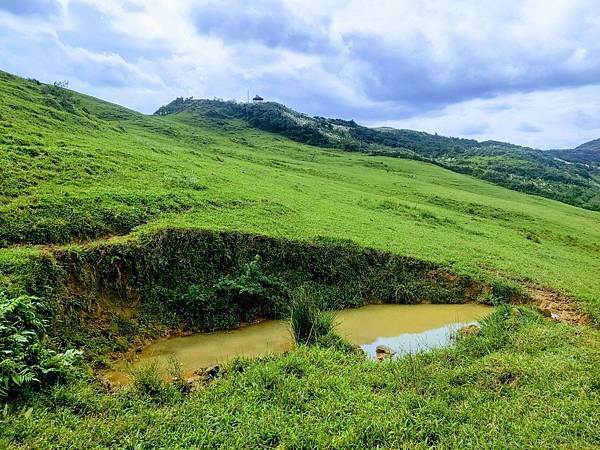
351, 345, 366, 356
98, 376, 120, 394
170, 375, 203, 394
205, 365, 220, 378
194, 365, 220, 379
458, 324, 480, 337
184, 376, 203, 393
551, 312, 560, 320
375, 345, 396, 361
375, 345, 396, 355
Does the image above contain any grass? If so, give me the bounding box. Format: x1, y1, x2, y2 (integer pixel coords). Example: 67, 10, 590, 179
1, 307, 599, 448
1, 70, 599, 318
290, 290, 335, 345
289, 287, 347, 349
0, 70, 599, 447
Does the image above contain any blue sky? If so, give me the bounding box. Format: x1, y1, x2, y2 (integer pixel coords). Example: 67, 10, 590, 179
1, 0, 600, 148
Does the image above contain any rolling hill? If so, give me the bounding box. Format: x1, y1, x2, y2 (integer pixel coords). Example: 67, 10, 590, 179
1, 70, 600, 448
2, 69, 599, 316
155, 97, 600, 211
547, 138, 600, 166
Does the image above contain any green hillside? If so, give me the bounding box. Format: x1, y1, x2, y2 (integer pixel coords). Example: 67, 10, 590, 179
1, 71, 600, 448
2, 70, 599, 313
548, 138, 600, 166
155, 97, 600, 211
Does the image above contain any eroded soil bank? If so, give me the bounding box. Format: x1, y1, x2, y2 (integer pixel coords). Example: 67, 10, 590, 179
26, 228, 525, 361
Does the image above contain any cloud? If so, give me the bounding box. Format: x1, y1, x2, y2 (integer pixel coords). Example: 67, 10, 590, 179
347, 31, 600, 107
194, 1, 335, 54
0, 0, 599, 148
56, 2, 171, 60
373, 85, 600, 149
339, 1, 600, 112
517, 123, 543, 133
0, 25, 162, 89
461, 123, 490, 136
0, 0, 61, 16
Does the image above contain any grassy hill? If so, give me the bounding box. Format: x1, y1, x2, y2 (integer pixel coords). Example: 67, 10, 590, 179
548, 138, 600, 166
2, 70, 600, 314
1, 70, 600, 448
155, 97, 600, 211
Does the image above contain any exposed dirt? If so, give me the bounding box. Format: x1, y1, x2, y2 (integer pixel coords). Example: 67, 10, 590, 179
523, 284, 590, 325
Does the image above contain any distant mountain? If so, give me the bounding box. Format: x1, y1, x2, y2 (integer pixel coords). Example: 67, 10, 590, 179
547, 139, 600, 166
155, 98, 600, 211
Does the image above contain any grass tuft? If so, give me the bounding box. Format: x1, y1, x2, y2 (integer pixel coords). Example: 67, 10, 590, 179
290, 288, 335, 346
290, 288, 352, 351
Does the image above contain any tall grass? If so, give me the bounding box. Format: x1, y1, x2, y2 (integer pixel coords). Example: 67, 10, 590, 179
129, 360, 184, 403
290, 288, 335, 346
289, 288, 354, 352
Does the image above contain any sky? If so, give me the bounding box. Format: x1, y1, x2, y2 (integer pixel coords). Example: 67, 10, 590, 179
1, 0, 600, 149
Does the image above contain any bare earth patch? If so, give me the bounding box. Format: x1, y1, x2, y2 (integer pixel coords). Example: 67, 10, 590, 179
523, 284, 590, 325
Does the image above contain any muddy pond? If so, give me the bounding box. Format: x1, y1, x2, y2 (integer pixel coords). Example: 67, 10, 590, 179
109, 304, 492, 383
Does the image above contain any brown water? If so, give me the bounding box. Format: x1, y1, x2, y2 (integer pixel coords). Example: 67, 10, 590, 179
109, 304, 491, 383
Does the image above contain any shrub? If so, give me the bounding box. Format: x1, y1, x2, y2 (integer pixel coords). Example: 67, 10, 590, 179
129, 361, 181, 403
0, 291, 83, 398
213, 255, 289, 318
130, 361, 166, 398
177, 284, 233, 330
40, 82, 78, 113
166, 355, 189, 393
290, 289, 335, 346
162, 255, 290, 331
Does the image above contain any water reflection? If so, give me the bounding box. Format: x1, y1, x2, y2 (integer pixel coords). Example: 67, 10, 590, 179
360, 321, 475, 359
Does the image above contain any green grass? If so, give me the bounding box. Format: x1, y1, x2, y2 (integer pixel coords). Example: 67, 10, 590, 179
1, 307, 599, 449
290, 287, 339, 347
156, 97, 600, 211
1, 70, 600, 448
1, 70, 599, 317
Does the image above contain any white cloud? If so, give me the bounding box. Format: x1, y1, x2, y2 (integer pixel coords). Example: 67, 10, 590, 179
1, 0, 599, 147
372, 85, 600, 149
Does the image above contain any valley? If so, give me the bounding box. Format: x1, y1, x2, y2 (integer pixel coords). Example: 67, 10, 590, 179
0, 70, 599, 449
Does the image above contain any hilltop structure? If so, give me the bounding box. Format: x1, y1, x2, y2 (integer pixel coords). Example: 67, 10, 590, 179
252, 95, 264, 102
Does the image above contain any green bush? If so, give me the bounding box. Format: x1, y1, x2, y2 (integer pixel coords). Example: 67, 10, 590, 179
290, 289, 335, 346
161, 255, 290, 331
212, 255, 289, 320
129, 360, 182, 403
130, 362, 165, 397
0, 291, 82, 397
40, 82, 78, 114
